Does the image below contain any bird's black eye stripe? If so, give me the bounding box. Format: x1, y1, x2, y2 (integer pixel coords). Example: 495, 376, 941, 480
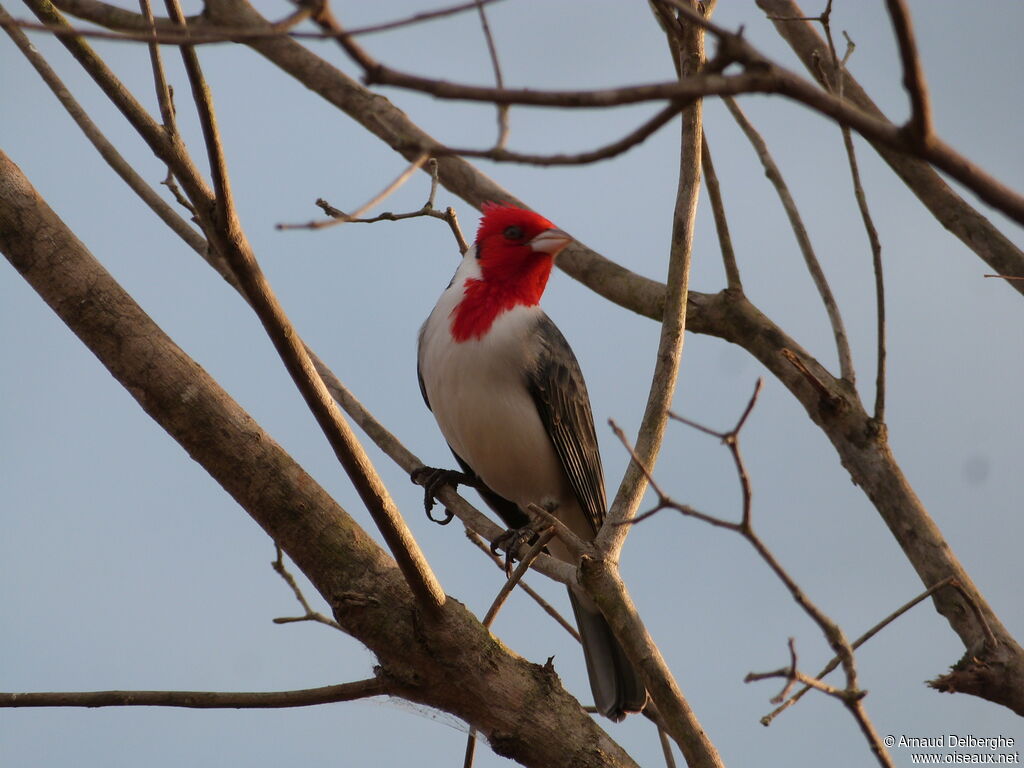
503, 225, 524, 241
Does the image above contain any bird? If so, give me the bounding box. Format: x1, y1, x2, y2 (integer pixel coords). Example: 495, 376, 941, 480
416, 201, 647, 721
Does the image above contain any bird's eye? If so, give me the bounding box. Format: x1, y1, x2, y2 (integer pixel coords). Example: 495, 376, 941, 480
503, 225, 524, 241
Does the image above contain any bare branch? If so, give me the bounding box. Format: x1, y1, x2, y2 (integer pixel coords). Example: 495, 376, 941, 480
586, 11, 723, 767
465, 530, 580, 641
763, 576, 954, 724
757, 0, 1024, 293
163, 0, 233, 225
278, 153, 429, 230
883, 0, 931, 142
0, 2, 207, 258
652, 381, 893, 764
610, 420, 739, 531
482, 527, 556, 628
598, 3, 703, 556
699, 133, 741, 290
0, 680, 389, 709
138, 0, 175, 132
5, 0, 501, 44
43, 0, 1024, 225
421, 102, 684, 166
811, 3, 887, 422
724, 96, 855, 383
473, 0, 509, 150
842, 128, 886, 421
62, 0, 447, 616
658, 727, 679, 768
0, 148, 639, 768
271, 545, 344, 631
309, 167, 469, 254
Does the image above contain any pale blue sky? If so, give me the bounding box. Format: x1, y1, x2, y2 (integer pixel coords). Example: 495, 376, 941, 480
2, 1, 1022, 766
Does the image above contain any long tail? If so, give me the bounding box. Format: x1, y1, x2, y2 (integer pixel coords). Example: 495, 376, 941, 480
568, 588, 647, 721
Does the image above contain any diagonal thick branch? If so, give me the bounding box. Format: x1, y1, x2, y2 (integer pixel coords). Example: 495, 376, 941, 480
23, 0, 446, 615
0, 150, 639, 768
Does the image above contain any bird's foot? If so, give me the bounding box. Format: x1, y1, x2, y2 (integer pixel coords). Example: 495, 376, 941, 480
490, 526, 540, 577
411, 466, 477, 525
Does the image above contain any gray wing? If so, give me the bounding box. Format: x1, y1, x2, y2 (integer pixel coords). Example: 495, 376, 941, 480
527, 314, 607, 535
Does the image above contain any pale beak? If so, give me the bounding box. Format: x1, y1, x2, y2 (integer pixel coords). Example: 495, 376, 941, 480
528, 228, 573, 256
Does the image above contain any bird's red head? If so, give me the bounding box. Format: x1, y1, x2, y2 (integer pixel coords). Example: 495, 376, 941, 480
473, 203, 571, 296
450, 203, 572, 342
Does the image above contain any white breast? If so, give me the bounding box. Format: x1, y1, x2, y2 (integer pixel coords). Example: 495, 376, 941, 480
418, 253, 575, 518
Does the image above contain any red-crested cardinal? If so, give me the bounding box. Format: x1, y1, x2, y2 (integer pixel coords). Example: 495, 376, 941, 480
417, 202, 647, 720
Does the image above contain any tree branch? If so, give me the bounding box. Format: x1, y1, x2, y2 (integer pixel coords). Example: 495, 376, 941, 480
724, 96, 855, 383
883, 0, 931, 142
757, 0, 1024, 294
699, 133, 741, 290
590, 9, 722, 768
0, 1, 207, 258
48, 0, 1024, 225
0, 681, 388, 709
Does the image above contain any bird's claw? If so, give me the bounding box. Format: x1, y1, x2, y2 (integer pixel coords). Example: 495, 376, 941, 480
490, 526, 540, 577
411, 466, 474, 525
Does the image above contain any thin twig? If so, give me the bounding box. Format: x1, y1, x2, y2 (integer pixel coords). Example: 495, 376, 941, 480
418, 102, 685, 166
813, 9, 887, 423
0, 680, 388, 709
0, 2, 207, 257
138, 0, 175, 132
466, 527, 555, 768
310, 160, 470, 254
658, 726, 679, 768
700, 132, 741, 289
465, 530, 580, 641
762, 576, 954, 724
463, 728, 477, 768
277, 153, 429, 230
724, 96, 855, 384
662, 386, 890, 765
0, 0, 503, 44
164, 0, 233, 229
884, 0, 931, 142
482, 528, 556, 628
30, 0, 1024, 224
844, 129, 885, 421
746, 666, 850, 700
610, 419, 736, 530
473, 0, 509, 150
271, 545, 344, 631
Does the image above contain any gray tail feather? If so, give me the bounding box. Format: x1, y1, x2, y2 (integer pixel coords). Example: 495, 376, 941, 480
568, 588, 647, 721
